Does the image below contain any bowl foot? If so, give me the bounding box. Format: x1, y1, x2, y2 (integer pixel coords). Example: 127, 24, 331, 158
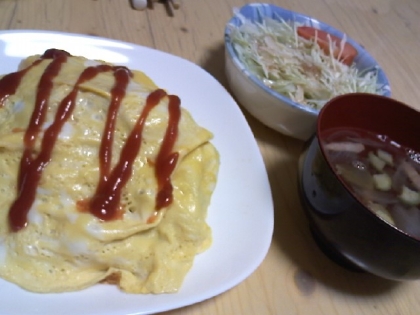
309, 224, 364, 273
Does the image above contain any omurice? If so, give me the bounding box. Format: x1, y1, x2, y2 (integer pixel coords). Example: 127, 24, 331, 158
0, 49, 219, 294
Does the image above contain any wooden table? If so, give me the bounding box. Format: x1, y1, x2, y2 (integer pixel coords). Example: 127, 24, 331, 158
1, 0, 420, 314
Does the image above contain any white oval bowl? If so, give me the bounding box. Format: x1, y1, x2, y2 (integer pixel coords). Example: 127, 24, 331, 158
224, 3, 391, 141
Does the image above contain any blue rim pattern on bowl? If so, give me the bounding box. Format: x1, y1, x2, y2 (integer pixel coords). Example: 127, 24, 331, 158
224, 3, 391, 116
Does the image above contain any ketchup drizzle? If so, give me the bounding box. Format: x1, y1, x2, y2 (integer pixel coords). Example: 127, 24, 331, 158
5, 49, 181, 231
9, 50, 70, 231
0, 49, 70, 107
89, 89, 170, 220
155, 95, 180, 210
0, 63, 38, 107
97, 66, 132, 183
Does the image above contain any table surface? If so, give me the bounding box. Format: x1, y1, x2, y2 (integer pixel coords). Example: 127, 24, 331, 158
1, 0, 420, 314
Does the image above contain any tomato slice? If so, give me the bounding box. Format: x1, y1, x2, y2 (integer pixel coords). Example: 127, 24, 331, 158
297, 26, 358, 66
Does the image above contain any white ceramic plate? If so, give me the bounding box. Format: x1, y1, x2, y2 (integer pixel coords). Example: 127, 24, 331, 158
0, 30, 274, 315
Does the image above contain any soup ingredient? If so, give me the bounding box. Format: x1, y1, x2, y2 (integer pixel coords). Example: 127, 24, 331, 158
373, 173, 392, 191
323, 128, 420, 239
228, 13, 382, 109
296, 26, 357, 66
0, 50, 219, 294
324, 141, 365, 153
391, 204, 420, 239
336, 163, 374, 190
367, 202, 395, 225
368, 151, 386, 171
401, 161, 420, 191
399, 186, 420, 206
377, 149, 394, 166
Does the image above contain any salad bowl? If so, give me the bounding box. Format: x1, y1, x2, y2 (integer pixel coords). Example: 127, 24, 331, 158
224, 3, 390, 141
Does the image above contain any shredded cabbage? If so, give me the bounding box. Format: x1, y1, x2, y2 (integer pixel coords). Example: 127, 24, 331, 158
228, 13, 383, 110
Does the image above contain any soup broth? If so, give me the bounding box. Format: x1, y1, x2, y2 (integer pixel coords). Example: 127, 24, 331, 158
322, 128, 420, 239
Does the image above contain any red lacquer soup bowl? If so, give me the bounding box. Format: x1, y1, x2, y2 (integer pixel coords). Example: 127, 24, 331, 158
298, 93, 420, 280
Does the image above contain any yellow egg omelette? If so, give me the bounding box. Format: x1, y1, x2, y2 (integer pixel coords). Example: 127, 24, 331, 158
0, 49, 219, 294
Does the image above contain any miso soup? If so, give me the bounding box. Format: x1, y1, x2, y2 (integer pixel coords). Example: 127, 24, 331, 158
322, 128, 420, 239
